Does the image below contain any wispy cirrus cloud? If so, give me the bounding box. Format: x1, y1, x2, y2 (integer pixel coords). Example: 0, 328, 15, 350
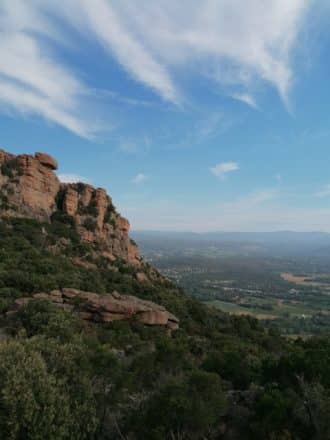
210, 161, 239, 179
0, 1, 96, 138
231, 93, 258, 109
105, 0, 309, 104
0, 0, 311, 136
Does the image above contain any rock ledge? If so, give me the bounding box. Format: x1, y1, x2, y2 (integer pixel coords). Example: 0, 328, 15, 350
9, 289, 180, 331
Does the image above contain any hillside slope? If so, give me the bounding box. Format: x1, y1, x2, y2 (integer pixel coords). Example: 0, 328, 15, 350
0, 149, 329, 440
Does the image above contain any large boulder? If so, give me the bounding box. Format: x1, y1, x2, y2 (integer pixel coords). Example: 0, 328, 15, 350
35, 152, 58, 170
8, 289, 179, 331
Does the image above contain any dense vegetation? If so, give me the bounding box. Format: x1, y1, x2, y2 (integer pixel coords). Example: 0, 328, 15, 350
0, 218, 330, 439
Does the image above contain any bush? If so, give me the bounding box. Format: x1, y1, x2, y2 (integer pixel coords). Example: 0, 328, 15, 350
19, 299, 78, 340
0, 338, 98, 440
79, 201, 98, 217
127, 370, 226, 439
1, 158, 22, 178
83, 217, 97, 232
51, 211, 75, 227
104, 204, 116, 224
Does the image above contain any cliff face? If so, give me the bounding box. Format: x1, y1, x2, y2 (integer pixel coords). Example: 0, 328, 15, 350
0, 149, 140, 266
0, 150, 60, 218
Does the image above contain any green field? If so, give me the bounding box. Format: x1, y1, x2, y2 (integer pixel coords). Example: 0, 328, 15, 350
208, 298, 314, 320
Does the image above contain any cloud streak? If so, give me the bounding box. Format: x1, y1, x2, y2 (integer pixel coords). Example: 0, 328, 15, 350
231, 93, 258, 109
107, 0, 309, 103
0, 0, 311, 135
210, 162, 239, 179
132, 173, 149, 184
0, 2, 96, 137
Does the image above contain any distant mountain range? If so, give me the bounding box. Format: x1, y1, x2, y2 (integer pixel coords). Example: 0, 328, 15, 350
133, 230, 330, 241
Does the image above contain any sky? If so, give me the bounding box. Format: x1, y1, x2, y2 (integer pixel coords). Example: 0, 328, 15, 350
1, 0, 330, 232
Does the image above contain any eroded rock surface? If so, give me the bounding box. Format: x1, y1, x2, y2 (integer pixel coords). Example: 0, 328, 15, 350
9, 289, 180, 330
0, 152, 60, 218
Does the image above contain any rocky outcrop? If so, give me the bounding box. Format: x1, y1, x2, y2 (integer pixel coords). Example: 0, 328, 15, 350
34, 153, 58, 170
58, 183, 140, 265
0, 149, 140, 265
0, 150, 14, 164
0, 151, 60, 218
8, 289, 179, 330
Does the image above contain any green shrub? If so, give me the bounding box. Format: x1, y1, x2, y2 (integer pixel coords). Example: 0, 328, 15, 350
104, 204, 116, 224
0, 192, 9, 206
51, 210, 75, 226
79, 201, 98, 217
83, 217, 97, 231
127, 370, 226, 439
0, 338, 98, 440
1, 158, 22, 178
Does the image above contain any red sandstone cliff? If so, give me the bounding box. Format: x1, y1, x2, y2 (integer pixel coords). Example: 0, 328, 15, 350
0, 150, 140, 266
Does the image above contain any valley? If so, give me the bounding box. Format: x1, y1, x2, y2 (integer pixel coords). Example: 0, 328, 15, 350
134, 231, 330, 336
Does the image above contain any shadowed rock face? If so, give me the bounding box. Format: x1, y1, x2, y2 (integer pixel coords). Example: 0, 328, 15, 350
0, 149, 140, 265
9, 289, 180, 331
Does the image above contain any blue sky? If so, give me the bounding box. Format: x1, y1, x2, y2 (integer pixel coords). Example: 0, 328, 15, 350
1, 0, 330, 231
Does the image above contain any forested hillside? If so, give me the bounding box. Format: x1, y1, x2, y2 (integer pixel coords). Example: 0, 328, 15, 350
0, 151, 329, 439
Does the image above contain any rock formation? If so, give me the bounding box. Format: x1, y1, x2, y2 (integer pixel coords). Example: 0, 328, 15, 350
0, 149, 140, 265
8, 289, 179, 331
0, 151, 60, 218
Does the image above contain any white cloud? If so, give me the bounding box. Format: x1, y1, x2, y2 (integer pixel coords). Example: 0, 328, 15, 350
96, 89, 154, 108
0, 2, 97, 137
0, 0, 312, 135
77, 0, 179, 104
231, 93, 258, 109
58, 173, 90, 183
103, 0, 309, 103
210, 161, 239, 179
132, 173, 149, 184
315, 184, 330, 198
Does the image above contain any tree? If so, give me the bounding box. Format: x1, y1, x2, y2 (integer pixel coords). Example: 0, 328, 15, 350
0, 338, 98, 440
127, 370, 226, 439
